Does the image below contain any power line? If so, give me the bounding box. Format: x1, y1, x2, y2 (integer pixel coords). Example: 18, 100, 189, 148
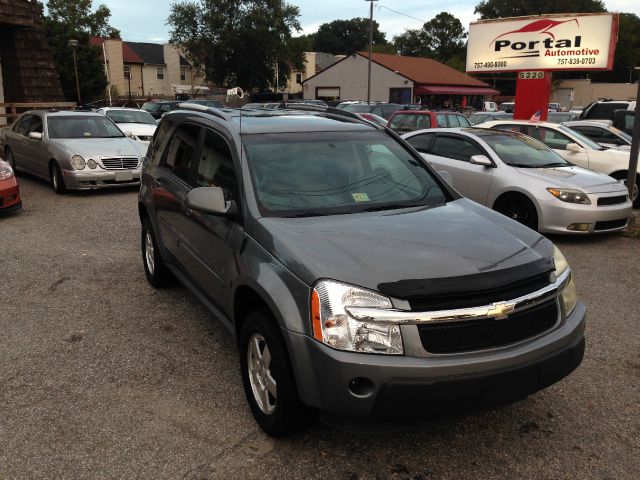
377, 5, 427, 24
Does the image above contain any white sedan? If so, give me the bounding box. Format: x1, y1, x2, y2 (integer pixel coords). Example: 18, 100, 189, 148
402, 128, 632, 235
95, 107, 158, 144
478, 120, 639, 206
562, 120, 632, 151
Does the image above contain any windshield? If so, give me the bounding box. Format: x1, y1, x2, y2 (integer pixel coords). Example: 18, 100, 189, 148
611, 127, 632, 142
481, 133, 570, 168
105, 110, 156, 125
142, 102, 160, 113
48, 116, 124, 139
243, 131, 448, 217
558, 125, 604, 150
340, 104, 374, 113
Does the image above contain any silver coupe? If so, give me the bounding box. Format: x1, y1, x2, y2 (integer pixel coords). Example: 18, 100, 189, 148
0, 110, 147, 194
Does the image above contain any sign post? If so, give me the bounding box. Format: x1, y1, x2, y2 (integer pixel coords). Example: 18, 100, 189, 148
466, 13, 619, 119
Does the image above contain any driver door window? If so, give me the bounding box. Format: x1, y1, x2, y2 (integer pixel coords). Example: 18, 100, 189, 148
194, 130, 238, 202
430, 135, 484, 162
526, 127, 572, 150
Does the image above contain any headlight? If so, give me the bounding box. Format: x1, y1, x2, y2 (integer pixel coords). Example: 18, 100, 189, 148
0, 161, 14, 181
71, 155, 86, 170
553, 245, 578, 315
87, 159, 97, 169
547, 188, 591, 204
311, 280, 403, 355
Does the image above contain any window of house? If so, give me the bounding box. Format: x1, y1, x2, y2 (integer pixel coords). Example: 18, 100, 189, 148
157, 66, 165, 80
180, 67, 187, 82
123, 64, 131, 79
295, 73, 302, 84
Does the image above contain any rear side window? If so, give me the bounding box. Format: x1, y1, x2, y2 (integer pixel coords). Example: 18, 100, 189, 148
28, 115, 43, 134
431, 135, 484, 162
162, 123, 201, 182
15, 115, 32, 136
587, 103, 627, 120
456, 115, 470, 127
194, 130, 237, 200
148, 118, 173, 164
436, 114, 447, 127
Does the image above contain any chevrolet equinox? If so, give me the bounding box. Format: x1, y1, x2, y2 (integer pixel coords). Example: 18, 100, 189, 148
138, 105, 585, 436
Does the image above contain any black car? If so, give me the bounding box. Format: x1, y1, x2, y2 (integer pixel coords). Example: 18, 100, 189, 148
141, 101, 182, 119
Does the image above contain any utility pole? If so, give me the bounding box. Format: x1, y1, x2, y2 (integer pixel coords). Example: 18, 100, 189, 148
366, 0, 378, 104
68, 39, 81, 105
626, 67, 639, 204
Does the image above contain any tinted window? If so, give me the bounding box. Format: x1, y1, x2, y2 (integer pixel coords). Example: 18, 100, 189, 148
431, 135, 484, 162
195, 130, 237, 200
436, 114, 447, 127
572, 126, 623, 144
27, 115, 43, 134
15, 115, 32, 136
587, 103, 628, 120
162, 124, 201, 182
389, 113, 431, 133
148, 118, 173, 164
243, 131, 447, 216
405, 133, 435, 153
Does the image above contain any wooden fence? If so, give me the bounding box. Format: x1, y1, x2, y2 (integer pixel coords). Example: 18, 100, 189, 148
0, 102, 76, 125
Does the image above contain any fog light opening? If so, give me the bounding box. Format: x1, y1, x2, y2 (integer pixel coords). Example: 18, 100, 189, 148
567, 223, 590, 232
348, 377, 375, 398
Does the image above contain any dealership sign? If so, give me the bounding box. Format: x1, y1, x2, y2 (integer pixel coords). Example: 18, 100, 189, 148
466, 13, 618, 73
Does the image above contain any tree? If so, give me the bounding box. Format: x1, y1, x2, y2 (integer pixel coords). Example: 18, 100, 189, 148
168, 0, 303, 92
313, 18, 388, 55
43, 0, 119, 102
393, 12, 467, 70
474, 0, 605, 19
591, 13, 640, 83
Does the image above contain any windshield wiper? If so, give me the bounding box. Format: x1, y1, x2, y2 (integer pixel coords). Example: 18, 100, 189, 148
507, 163, 537, 168
283, 212, 326, 218
534, 163, 568, 168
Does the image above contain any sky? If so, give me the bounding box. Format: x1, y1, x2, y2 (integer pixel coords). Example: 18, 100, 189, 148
102, 0, 640, 44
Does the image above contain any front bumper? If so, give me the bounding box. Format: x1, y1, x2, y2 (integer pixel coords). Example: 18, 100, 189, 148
0, 178, 21, 213
285, 301, 586, 418
62, 169, 141, 190
537, 196, 632, 234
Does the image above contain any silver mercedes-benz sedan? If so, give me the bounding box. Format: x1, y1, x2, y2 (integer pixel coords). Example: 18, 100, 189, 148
0, 110, 147, 194
402, 128, 632, 235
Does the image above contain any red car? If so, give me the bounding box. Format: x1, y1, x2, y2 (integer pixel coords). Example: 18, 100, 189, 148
387, 110, 470, 134
0, 159, 21, 214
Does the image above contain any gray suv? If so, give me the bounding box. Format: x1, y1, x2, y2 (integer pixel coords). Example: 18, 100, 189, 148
138, 105, 586, 436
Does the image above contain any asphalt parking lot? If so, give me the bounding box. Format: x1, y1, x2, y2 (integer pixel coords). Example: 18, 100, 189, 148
1, 175, 638, 479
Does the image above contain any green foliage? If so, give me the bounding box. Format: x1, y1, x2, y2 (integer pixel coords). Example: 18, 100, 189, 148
591, 13, 640, 83
168, 0, 302, 92
393, 12, 467, 70
313, 18, 388, 55
474, 0, 606, 18
43, 0, 118, 102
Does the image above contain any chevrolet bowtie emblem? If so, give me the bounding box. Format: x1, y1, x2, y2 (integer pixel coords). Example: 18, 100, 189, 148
487, 302, 516, 320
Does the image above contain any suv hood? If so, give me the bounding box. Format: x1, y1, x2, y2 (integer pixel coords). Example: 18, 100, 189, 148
254, 199, 554, 297
515, 165, 627, 194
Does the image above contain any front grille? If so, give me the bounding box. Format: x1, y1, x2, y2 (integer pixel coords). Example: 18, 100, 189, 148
408, 272, 552, 312
597, 195, 628, 206
594, 218, 628, 231
417, 300, 558, 354
101, 157, 139, 170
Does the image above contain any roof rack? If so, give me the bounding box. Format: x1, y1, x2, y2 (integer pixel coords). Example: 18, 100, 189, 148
176, 102, 230, 122
274, 102, 378, 126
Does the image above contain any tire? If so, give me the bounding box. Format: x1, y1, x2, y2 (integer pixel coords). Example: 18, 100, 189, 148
239, 310, 315, 437
141, 217, 172, 287
611, 172, 639, 208
5, 147, 16, 171
49, 162, 66, 194
494, 194, 539, 231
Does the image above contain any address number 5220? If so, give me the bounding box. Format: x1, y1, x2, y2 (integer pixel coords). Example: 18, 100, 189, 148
518, 71, 545, 80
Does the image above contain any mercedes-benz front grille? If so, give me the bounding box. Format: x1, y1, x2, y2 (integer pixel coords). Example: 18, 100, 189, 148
101, 157, 139, 170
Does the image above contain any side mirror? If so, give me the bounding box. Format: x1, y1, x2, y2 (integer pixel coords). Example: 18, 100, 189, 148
469, 154, 493, 167
28, 132, 42, 140
438, 170, 453, 186
566, 143, 584, 153
123, 130, 133, 138
185, 187, 236, 216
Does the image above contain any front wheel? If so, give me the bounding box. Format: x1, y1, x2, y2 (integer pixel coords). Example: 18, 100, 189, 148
494, 194, 538, 231
239, 311, 315, 437
50, 162, 66, 194
611, 172, 639, 207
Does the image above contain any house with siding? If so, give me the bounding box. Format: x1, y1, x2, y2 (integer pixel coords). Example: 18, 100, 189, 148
91, 37, 206, 98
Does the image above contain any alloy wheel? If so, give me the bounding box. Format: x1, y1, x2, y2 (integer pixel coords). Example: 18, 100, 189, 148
247, 333, 277, 415
144, 231, 155, 275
